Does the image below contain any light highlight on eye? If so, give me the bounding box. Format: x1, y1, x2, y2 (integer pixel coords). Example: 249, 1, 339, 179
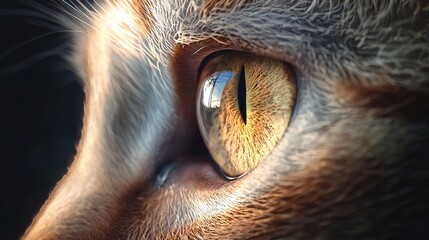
197, 52, 296, 178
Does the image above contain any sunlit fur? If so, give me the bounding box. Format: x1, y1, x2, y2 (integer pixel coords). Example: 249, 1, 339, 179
23, 0, 428, 239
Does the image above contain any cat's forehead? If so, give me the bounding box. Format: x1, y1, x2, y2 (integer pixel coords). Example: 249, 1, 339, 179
100, 0, 427, 88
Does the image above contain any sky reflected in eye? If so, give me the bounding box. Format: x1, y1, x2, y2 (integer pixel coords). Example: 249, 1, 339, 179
202, 71, 235, 108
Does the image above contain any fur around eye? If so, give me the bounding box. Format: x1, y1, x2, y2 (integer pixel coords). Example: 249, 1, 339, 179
197, 52, 296, 178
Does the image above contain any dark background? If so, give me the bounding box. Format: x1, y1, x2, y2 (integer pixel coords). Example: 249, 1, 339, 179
0, 1, 84, 239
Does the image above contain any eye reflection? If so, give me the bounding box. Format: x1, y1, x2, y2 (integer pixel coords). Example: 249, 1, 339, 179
202, 71, 235, 108
198, 71, 236, 145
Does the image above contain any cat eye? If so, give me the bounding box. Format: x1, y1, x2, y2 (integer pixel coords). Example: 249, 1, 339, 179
196, 52, 296, 179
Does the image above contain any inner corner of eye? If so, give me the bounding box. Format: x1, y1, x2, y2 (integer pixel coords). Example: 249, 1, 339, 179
196, 51, 296, 179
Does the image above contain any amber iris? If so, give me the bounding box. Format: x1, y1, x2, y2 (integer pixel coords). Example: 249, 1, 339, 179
197, 52, 296, 178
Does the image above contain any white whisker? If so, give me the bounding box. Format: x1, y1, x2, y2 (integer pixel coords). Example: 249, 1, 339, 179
0, 43, 68, 76
0, 30, 79, 59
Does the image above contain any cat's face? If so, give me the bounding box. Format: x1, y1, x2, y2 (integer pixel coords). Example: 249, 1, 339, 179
24, 0, 429, 239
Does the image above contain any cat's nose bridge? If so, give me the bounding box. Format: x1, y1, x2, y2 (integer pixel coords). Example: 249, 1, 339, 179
23, 3, 177, 238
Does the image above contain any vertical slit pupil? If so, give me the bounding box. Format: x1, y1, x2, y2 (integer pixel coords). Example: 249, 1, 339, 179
237, 66, 247, 124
